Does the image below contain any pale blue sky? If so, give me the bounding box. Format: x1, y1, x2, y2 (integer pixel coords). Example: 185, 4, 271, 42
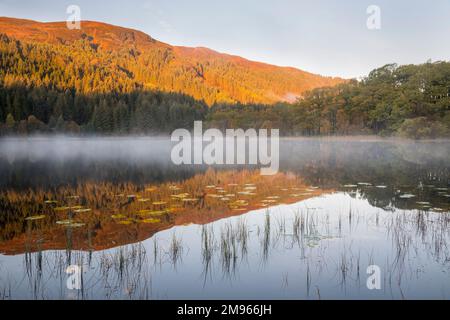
1, 0, 449, 78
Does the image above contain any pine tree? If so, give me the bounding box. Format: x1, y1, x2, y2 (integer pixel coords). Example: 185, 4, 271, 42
5, 113, 15, 129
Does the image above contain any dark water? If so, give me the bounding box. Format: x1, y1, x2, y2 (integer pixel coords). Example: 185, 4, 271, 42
0, 137, 449, 299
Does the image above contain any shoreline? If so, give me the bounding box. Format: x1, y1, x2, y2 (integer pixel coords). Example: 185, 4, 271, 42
1, 134, 449, 142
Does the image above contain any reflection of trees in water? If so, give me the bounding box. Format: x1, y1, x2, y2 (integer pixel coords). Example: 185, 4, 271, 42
280, 140, 450, 211
0, 170, 320, 254
281, 140, 448, 185
0, 157, 205, 190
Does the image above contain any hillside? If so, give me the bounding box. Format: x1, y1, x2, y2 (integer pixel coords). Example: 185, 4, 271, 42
0, 17, 344, 105
1, 17, 446, 138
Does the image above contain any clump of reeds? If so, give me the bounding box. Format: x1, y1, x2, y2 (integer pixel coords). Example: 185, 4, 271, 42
169, 233, 183, 268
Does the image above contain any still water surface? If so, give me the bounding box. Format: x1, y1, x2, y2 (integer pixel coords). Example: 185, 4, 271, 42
0, 137, 448, 299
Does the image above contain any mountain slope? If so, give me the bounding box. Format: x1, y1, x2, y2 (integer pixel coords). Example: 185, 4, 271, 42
0, 17, 345, 105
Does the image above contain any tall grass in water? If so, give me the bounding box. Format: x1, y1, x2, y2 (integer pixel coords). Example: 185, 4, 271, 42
169, 233, 183, 268
261, 211, 271, 263
201, 225, 215, 283
99, 243, 150, 299
220, 223, 238, 276
237, 218, 249, 259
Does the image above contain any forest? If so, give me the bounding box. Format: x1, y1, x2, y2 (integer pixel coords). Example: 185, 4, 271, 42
0, 33, 449, 138
208, 62, 450, 138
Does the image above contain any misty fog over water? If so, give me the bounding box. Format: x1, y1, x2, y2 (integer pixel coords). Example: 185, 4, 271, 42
0, 136, 448, 189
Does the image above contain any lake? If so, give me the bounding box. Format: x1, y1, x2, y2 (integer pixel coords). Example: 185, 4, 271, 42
0, 137, 449, 299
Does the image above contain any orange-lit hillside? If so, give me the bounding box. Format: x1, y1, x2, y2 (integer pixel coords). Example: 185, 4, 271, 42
0, 17, 345, 105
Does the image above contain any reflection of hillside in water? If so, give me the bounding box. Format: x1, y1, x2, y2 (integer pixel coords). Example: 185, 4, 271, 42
0, 138, 448, 254
0, 169, 327, 255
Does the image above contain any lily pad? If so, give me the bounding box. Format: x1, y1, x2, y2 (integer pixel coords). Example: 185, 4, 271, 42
206, 194, 223, 198
117, 220, 134, 225
111, 214, 127, 219
261, 199, 277, 203
138, 210, 166, 216
54, 206, 70, 211
182, 198, 199, 202
238, 191, 256, 196
74, 208, 91, 213
172, 193, 190, 199
66, 223, 85, 228
399, 194, 416, 199
233, 200, 249, 206
140, 218, 161, 224
25, 215, 46, 221
56, 220, 73, 225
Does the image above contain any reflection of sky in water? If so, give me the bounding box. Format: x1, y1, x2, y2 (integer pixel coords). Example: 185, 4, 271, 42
1, 193, 449, 300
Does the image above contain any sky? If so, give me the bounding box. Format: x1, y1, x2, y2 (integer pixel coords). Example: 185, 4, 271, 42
1, 0, 449, 78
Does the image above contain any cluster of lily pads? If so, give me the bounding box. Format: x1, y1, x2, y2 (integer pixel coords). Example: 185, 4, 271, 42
203, 183, 321, 211
109, 186, 203, 225
22, 177, 325, 229
25, 200, 91, 228
107, 181, 323, 225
